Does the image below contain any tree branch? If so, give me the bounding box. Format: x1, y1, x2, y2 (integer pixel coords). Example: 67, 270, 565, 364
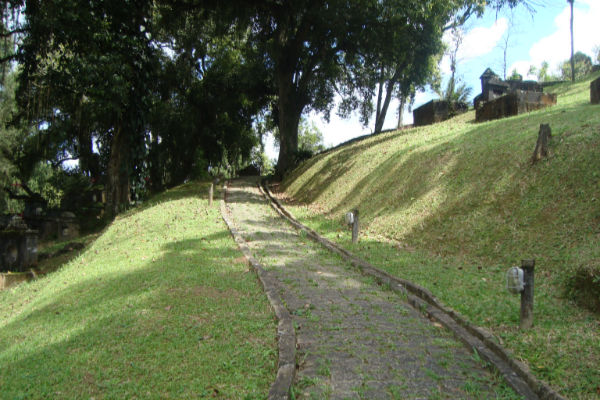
4, 186, 31, 201
3, 183, 45, 203
0, 28, 26, 38
0, 53, 18, 64
51, 156, 78, 168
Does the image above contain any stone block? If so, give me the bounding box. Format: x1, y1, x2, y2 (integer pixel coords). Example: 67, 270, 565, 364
0, 271, 33, 289
413, 100, 468, 127
591, 77, 600, 104
0, 226, 38, 273
476, 91, 557, 122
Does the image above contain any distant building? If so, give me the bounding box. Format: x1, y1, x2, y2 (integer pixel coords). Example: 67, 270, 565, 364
474, 68, 555, 122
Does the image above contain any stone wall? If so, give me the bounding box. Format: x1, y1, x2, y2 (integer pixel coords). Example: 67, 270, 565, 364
25, 212, 79, 241
413, 100, 468, 127
0, 229, 38, 272
476, 91, 557, 123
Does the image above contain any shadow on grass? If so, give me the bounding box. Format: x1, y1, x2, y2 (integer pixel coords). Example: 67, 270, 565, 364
283, 93, 600, 270
0, 185, 275, 399
277, 81, 600, 396
282, 130, 418, 203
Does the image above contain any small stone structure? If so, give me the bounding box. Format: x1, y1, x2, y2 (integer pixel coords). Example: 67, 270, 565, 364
413, 100, 468, 127
591, 77, 600, 104
477, 90, 557, 123
0, 216, 38, 273
25, 210, 80, 241
474, 68, 556, 122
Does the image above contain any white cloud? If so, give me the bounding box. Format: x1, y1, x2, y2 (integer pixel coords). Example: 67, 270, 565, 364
510, 0, 600, 77
460, 18, 509, 61
506, 60, 537, 80
309, 109, 371, 148
440, 18, 508, 75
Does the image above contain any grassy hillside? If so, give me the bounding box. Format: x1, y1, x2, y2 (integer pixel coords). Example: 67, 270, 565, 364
280, 72, 600, 398
0, 182, 276, 399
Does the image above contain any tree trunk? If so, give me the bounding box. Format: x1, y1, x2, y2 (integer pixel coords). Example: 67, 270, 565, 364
374, 78, 396, 134
531, 123, 552, 164
569, 0, 575, 82
77, 126, 96, 176
275, 74, 303, 176
375, 66, 383, 128
105, 123, 130, 219
397, 95, 406, 129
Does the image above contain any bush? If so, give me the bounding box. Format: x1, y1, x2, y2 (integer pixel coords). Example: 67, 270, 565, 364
293, 149, 314, 166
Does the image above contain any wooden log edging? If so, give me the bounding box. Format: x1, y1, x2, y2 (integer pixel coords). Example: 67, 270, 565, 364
260, 180, 566, 400
220, 183, 296, 400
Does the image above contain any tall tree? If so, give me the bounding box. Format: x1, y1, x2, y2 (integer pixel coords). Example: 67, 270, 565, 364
568, 0, 575, 82
149, 2, 271, 186
446, 26, 464, 100
560, 51, 592, 80
13, 0, 158, 217
498, 10, 517, 80
361, 0, 528, 136
337, 0, 455, 135
249, 0, 382, 175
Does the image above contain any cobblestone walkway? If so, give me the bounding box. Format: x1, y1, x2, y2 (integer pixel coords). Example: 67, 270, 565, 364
226, 177, 508, 400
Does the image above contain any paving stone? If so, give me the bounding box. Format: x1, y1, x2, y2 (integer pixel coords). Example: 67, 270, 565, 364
226, 177, 503, 399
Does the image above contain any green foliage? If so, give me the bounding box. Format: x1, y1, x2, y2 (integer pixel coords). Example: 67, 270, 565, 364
249, 148, 274, 176
0, 1, 271, 214
8, 0, 159, 216
26, 162, 63, 208
528, 61, 559, 83
594, 44, 600, 64
560, 51, 593, 81
338, 0, 455, 134
507, 68, 522, 81
298, 118, 325, 154
0, 68, 22, 211
438, 78, 473, 103
0, 0, 536, 211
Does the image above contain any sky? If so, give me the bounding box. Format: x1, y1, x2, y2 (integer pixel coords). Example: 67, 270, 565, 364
265, 0, 599, 160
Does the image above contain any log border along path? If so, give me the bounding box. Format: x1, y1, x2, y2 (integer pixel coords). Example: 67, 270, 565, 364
223, 176, 521, 400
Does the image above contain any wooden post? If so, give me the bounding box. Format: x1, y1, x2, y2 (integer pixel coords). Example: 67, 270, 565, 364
209, 182, 214, 207
352, 209, 359, 244
520, 259, 535, 330
531, 124, 551, 164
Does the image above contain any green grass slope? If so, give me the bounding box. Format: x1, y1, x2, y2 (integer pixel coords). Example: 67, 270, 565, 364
0, 182, 276, 399
281, 73, 600, 398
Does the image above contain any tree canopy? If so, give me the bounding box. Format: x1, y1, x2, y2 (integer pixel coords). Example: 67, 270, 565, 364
0, 0, 530, 217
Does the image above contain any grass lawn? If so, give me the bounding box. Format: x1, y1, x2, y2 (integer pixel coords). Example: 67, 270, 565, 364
280, 72, 600, 399
0, 181, 276, 399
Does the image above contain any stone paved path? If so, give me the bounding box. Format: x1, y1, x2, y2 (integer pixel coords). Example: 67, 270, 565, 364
226, 177, 507, 399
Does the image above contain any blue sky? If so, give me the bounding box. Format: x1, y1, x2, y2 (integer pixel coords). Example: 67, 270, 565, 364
265, 0, 599, 159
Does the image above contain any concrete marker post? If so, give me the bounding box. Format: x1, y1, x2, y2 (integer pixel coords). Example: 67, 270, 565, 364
520, 259, 535, 330
209, 182, 214, 207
